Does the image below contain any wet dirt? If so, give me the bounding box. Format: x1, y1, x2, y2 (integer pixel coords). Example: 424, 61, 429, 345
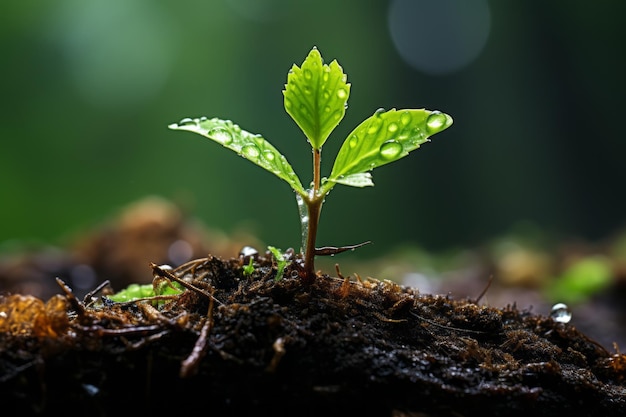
1, 197, 625, 416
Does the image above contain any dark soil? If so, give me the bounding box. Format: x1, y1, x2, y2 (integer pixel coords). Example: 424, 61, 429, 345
1, 198, 625, 416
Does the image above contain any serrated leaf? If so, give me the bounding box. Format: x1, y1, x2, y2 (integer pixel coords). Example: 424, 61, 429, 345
326, 108, 452, 189
283, 47, 350, 150
169, 117, 305, 194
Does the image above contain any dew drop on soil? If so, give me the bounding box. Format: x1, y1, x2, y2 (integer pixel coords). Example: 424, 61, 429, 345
239, 246, 259, 259
208, 127, 233, 144
426, 111, 448, 132
550, 303, 572, 323
82, 384, 100, 396
379, 140, 403, 159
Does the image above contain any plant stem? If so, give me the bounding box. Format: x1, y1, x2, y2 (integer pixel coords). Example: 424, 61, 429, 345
302, 148, 323, 283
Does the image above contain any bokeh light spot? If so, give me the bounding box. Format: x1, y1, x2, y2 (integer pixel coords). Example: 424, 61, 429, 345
388, 0, 491, 75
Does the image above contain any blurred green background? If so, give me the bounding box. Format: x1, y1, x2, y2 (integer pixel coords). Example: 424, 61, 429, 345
1, 0, 625, 259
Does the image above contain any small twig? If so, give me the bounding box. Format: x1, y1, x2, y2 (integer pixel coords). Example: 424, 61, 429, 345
180, 288, 216, 378
82, 280, 112, 304
473, 274, 494, 304
409, 310, 488, 335
150, 263, 223, 306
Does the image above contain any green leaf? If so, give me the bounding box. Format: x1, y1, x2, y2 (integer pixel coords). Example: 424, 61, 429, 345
325, 108, 453, 189
169, 117, 305, 195
283, 47, 350, 150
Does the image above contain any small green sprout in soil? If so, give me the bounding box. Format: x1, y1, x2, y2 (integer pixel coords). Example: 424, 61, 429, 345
169, 47, 453, 282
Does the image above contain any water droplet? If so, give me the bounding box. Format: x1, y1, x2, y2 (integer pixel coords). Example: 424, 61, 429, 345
178, 117, 196, 126
379, 140, 403, 159
241, 144, 260, 158
303, 69, 312, 80
349, 135, 359, 148
333, 110, 342, 120
387, 123, 399, 133
208, 127, 233, 144
426, 111, 448, 132
322, 69, 330, 82
263, 150, 275, 161
82, 384, 100, 396
550, 303, 572, 323
285, 98, 292, 109
400, 112, 412, 126
323, 90, 330, 99
367, 118, 383, 134
239, 245, 258, 260
299, 104, 309, 116
324, 105, 331, 113
304, 86, 312, 95
337, 88, 347, 99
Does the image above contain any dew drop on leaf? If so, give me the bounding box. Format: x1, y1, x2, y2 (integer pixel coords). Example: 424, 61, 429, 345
263, 149, 275, 161
304, 69, 312, 79
550, 303, 572, 323
349, 134, 359, 148
337, 88, 348, 99
241, 144, 260, 158
207, 127, 233, 145
387, 122, 399, 133
367, 118, 382, 134
426, 111, 449, 132
379, 140, 403, 159
400, 112, 412, 126
178, 117, 196, 126
304, 86, 312, 95
285, 98, 292, 109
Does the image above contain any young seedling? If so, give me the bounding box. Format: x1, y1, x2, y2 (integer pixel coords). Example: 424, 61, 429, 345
169, 47, 452, 283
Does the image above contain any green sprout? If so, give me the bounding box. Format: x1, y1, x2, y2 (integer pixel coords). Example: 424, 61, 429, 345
242, 257, 255, 276
169, 47, 453, 282
268, 246, 290, 281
